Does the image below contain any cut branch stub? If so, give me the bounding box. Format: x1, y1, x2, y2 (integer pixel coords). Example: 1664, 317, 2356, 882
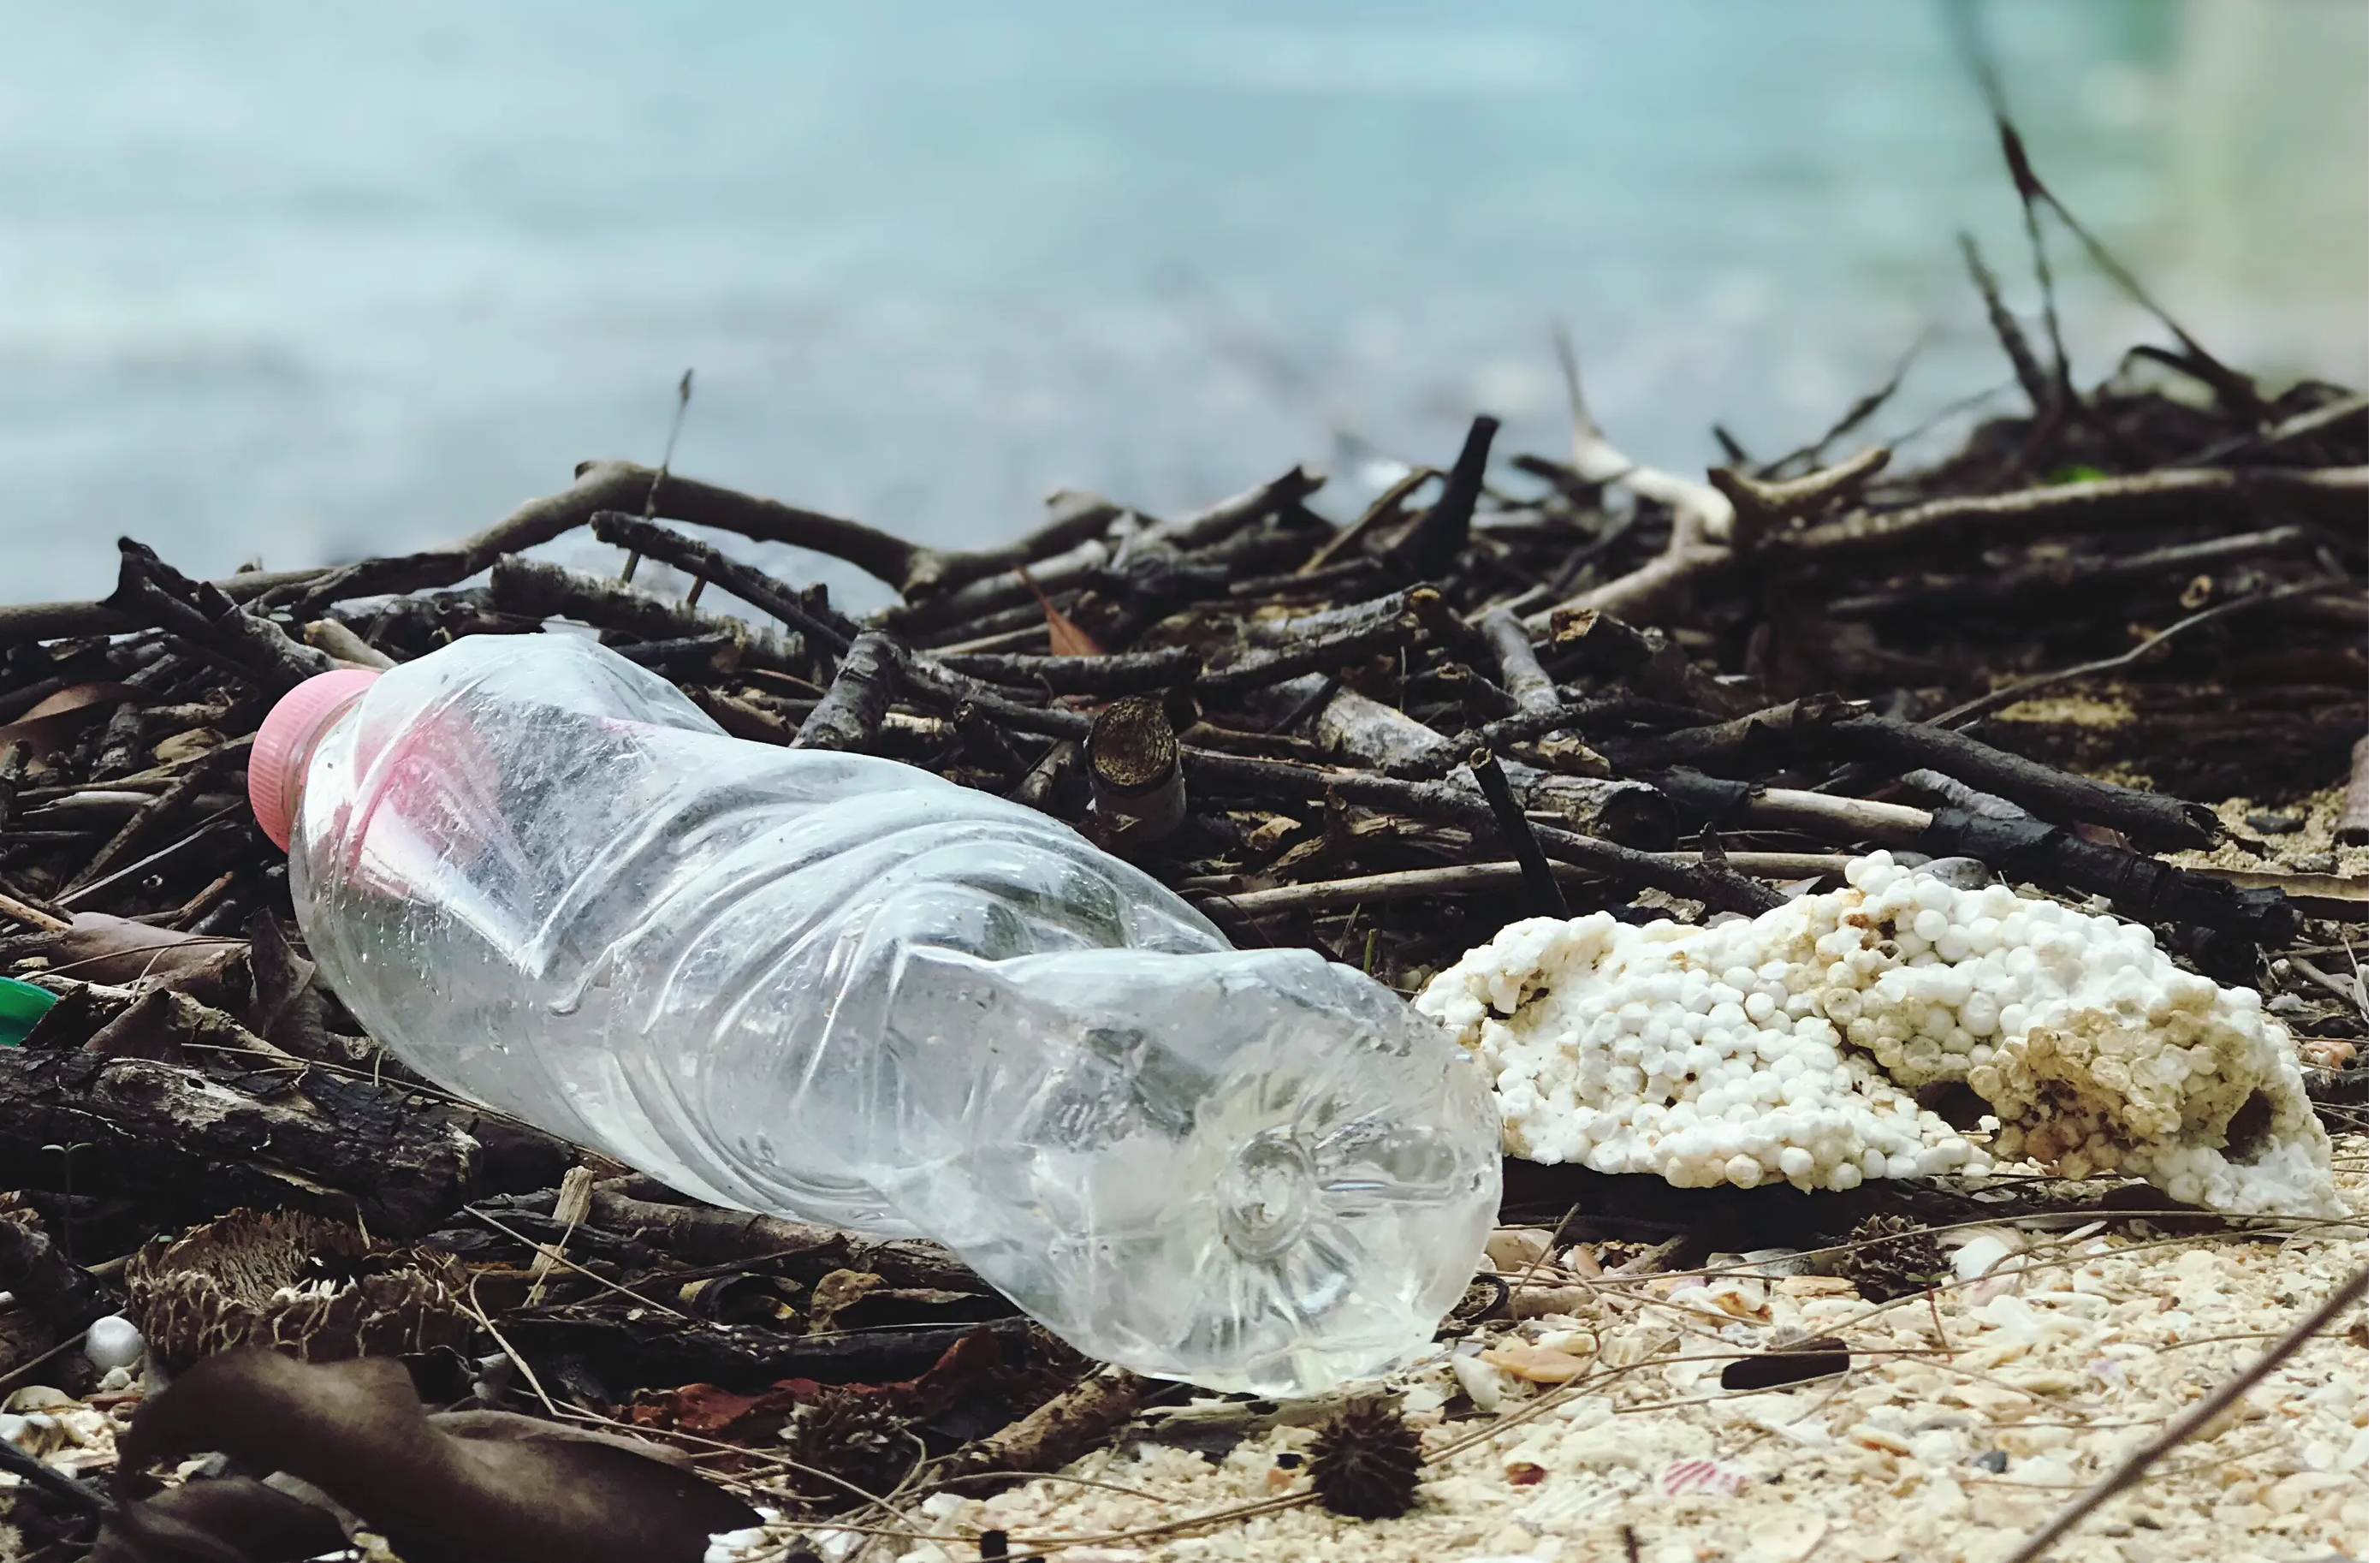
792, 633, 905, 753
1706, 445, 1888, 547
1088, 697, 1185, 846
2340, 737, 2368, 846
1468, 748, 1567, 919
1389, 414, 1499, 579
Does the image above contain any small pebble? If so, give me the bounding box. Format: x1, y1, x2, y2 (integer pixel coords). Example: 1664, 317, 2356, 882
2245, 812, 2304, 834
1449, 1352, 1509, 1411
1950, 1233, 2014, 1281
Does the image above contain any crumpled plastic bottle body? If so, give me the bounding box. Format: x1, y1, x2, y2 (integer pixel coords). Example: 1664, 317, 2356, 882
289, 633, 1499, 1393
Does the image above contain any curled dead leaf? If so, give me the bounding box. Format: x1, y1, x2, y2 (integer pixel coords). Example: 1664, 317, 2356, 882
115, 1350, 759, 1563
1014, 567, 1105, 657
92, 1475, 349, 1563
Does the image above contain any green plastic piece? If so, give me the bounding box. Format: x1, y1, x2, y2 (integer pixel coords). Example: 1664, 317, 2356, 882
0, 977, 56, 1047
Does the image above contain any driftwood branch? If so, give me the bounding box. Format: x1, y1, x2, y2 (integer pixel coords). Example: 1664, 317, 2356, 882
489, 557, 810, 676
1706, 445, 1888, 546
588, 511, 853, 653
108, 542, 337, 696
936, 646, 1200, 697
1180, 747, 1778, 915
1600, 702, 2219, 852
1772, 466, 2366, 559
1525, 325, 1738, 629
585, 1186, 980, 1293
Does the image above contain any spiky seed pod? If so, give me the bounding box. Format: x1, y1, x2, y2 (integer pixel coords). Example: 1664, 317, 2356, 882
1833, 1214, 1950, 1302
1308, 1397, 1422, 1519
781, 1391, 914, 1507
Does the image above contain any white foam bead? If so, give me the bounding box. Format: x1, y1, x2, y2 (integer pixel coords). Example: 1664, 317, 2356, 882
84, 1315, 145, 1373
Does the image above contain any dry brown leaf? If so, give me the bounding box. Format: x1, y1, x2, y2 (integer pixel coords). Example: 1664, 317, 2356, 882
91, 1475, 349, 1563
24, 912, 246, 1007
1014, 567, 1104, 657
0, 681, 141, 759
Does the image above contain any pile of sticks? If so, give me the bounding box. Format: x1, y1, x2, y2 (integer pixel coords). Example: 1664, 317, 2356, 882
0, 323, 2358, 995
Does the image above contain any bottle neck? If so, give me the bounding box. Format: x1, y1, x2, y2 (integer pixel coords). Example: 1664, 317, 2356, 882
251, 673, 380, 851
284, 694, 365, 832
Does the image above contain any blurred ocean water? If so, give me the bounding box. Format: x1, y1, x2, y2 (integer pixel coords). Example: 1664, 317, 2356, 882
0, 1, 2363, 612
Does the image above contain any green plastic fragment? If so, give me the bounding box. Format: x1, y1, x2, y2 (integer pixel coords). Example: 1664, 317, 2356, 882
0, 977, 56, 1047
2048, 462, 2108, 485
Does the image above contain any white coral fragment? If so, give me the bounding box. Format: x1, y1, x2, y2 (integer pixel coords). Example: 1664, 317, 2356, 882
1415, 852, 2340, 1217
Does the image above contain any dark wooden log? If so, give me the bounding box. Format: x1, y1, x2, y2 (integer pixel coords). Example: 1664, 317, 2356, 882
0, 1049, 495, 1239
1918, 808, 2294, 954
1828, 715, 2218, 851
1599, 702, 2219, 853
0, 1210, 116, 1333
499, 1312, 1031, 1397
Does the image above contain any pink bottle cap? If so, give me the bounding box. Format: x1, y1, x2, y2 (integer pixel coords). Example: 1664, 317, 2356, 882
250, 669, 383, 850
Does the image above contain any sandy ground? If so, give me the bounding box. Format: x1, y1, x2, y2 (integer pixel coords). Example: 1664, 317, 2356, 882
744, 1138, 2371, 1563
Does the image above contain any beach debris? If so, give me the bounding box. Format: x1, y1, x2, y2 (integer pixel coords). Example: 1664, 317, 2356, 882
1306, 1397, 1424, 1518
1417, 852, 2341, 1215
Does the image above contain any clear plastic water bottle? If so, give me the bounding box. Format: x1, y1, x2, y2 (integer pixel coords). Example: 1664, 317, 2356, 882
249, 633, 1499, 1394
